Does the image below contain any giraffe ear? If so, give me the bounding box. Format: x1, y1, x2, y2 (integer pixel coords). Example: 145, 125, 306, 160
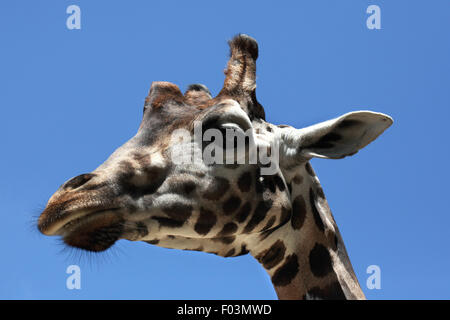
296, 111, 393, 159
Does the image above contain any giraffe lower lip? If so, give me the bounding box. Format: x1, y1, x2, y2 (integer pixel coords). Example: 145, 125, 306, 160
52, 208, 120, 236
62, 210, 124, 252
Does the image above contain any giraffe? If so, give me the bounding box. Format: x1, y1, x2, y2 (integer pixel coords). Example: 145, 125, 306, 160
37, 34, 392, 300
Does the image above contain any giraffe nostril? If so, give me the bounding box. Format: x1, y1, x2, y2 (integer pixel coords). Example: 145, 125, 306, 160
63, 173, 95, 190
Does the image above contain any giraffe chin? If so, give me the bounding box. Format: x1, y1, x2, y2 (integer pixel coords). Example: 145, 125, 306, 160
62, 212, 124, 252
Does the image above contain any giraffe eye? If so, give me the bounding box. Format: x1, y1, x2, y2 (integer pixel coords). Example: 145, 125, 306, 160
203, 124, 245, 151
221, 123, 243, 131
221, 124, 246, 149
200, 112, 254, 158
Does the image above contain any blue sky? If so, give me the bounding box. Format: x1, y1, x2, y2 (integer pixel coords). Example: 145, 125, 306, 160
1, 0, 449, 299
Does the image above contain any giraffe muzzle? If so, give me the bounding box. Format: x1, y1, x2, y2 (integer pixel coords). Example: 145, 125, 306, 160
37, 175, 121, 237
61, 210, 124, 252
38, 203, 125, 252
38, 205, 121, 236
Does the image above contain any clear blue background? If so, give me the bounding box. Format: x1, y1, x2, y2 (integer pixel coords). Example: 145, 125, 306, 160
1, 0, 449, 299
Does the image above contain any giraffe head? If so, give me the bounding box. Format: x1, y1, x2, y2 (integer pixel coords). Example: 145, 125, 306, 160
38, 35, 392, 298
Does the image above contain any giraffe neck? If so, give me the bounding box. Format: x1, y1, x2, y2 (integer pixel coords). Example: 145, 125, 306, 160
247, 162, 365, 300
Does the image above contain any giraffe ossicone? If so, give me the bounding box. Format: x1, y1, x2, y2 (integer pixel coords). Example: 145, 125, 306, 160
38, 34, 393, 300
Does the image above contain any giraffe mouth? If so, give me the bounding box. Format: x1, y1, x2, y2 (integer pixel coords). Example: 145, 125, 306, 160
61, 209, 124, 252
38, 204, 125, 252
38, 206, 120, 236
59, 209, 121, 234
